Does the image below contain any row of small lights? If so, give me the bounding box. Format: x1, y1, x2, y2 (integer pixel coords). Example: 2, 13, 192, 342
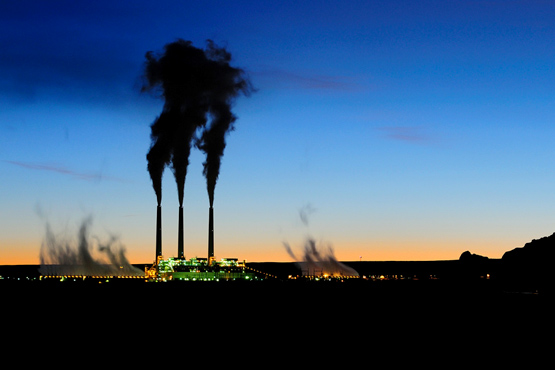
245, 266, 277, 279
161, 276, 255, 282
40, 275, 146, 280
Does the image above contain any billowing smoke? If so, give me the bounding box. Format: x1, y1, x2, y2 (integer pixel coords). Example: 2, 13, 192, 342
299, 203, 316, 227
283, 205, 359, 277
39, 216, 143, 277
195, 40, 254, 207
284, 238, 359, 278
142, 39, 252, 208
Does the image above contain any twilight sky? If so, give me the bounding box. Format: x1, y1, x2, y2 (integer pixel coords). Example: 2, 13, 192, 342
1, 0, 555, 265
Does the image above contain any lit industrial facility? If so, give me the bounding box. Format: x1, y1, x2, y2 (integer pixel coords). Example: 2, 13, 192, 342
146, 204, 260, 281
146, 256, 257, 281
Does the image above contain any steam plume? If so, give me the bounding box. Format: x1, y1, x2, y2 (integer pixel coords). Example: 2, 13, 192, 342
299, 203, 316, 227
283, 205, 358, 277
284, 238, 359, 277
39, 216, 143, 277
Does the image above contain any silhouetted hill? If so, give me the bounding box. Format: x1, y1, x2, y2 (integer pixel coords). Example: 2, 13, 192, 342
501, 232, 555, 293
503, 232, 555, 261
460, 251, 489, 262
457, 251, 496, 281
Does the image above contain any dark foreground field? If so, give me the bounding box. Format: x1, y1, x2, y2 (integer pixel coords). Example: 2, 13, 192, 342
1, 260, 548, 319
1, 276, 549, 363
1, 262, 549, 363
2, 276, 545, 321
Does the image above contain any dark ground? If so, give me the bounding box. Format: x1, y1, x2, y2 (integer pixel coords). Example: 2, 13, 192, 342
1, 262, 549, 365
1, 261, 548, 331
1, 261, 546, 315
0, 263, 549, 362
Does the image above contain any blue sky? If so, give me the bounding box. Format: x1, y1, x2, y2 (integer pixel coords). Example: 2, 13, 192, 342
1, 0, 555, 264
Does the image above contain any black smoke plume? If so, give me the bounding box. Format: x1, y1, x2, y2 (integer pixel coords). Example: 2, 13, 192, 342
142, 39, 252, 207
195, 40, 254, 207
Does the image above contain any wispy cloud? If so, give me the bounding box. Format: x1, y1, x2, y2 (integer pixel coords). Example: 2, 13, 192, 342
4, 160, 127, 182
253, 67, 365, 92
376, 126, 435, 144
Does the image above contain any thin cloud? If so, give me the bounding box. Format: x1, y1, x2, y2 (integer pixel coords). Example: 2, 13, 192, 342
377, 126, 435, 144
254, 67, 364, 92
5, 160, 127, 182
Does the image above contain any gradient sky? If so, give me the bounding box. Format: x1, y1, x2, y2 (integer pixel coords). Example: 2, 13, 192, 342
2, 0, 555, 265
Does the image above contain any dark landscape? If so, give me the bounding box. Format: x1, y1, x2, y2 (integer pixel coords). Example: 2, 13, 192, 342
5, 230, 554, 293
1, 252, 549, 350
1, 245, 550, 311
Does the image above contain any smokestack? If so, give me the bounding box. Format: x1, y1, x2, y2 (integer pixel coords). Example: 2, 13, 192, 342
178, 206, 184, 259
208, 206, 214, 264
156, 205, 162, 260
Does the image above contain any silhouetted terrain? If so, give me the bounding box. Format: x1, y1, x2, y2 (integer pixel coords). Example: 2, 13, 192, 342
2, 231, 553, 334
1, 261, 546, 351
500, 232, 555, 294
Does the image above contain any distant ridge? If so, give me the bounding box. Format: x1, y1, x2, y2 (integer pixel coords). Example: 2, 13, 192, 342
502, 232, 555, 262
501, 232, 555, 292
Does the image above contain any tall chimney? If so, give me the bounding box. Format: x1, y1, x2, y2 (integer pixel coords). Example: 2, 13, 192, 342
208, 206, 214, 264
156, 205, 162, 260
178, 206, 184, 259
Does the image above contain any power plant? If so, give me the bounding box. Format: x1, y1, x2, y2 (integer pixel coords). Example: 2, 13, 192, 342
39, 40, 257, 282
141, 39, 255, 282
35, 206, 259, 281
145, 203, 257, 281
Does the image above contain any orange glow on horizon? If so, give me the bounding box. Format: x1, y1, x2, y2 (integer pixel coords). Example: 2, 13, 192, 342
1, 236, 513, 266
1, 241, 42, 266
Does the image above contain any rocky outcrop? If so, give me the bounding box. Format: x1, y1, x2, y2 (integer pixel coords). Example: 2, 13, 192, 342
501, 232, 555, 293
458, 251, 491, 280
502, 232, 555, 262
459, 251, 489, 262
